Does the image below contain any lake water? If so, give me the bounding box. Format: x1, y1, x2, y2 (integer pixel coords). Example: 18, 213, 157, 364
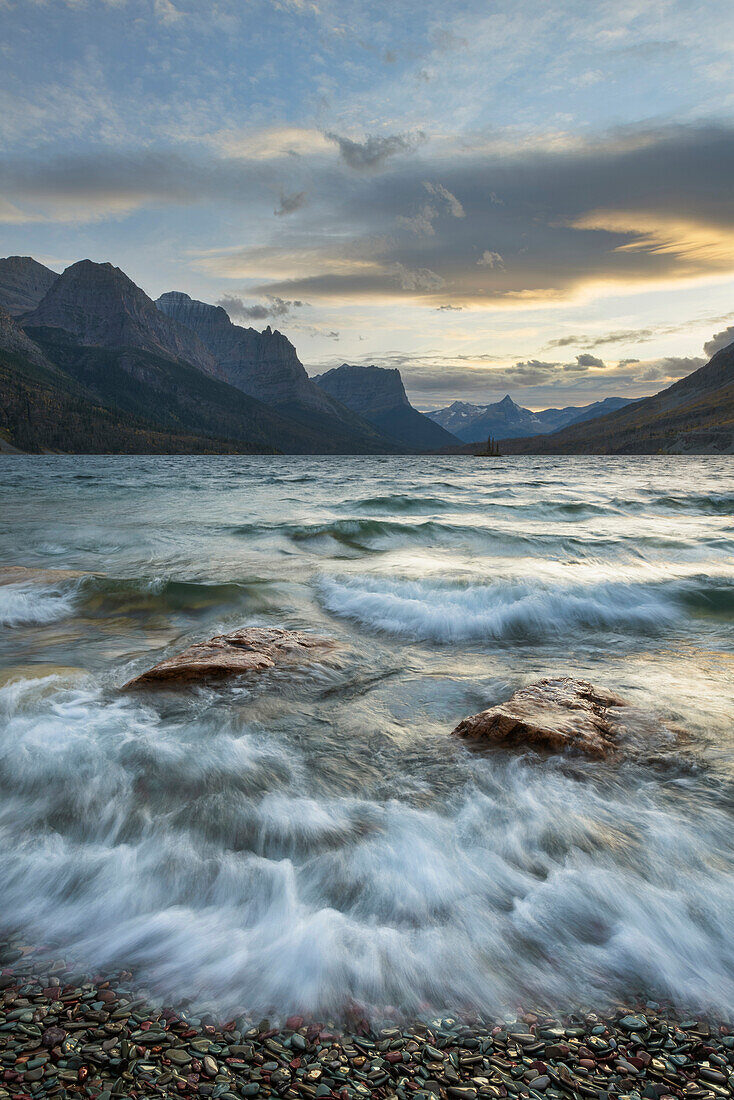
1, 454, 733, 1021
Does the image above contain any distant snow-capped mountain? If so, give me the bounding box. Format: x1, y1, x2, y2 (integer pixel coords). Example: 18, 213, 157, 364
428, 393, 634, 442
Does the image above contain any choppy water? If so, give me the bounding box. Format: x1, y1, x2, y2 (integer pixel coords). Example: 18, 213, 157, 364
0, 455, 733, 1020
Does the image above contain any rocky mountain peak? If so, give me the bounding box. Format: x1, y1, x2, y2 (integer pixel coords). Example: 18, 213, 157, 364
23, 260, 217, 375
0, 255, 59, 317
313, 363, 410, 416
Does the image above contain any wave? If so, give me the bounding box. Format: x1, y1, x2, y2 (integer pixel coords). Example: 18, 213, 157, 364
349, 494, 450, 514
79, 574, 268, 611
285, 518, 607, 554
613, 492, 734, 515
317, 573, 729, 643
0, 581, 78, 627
0, 572, 279, 628
0, 678, 733, 1018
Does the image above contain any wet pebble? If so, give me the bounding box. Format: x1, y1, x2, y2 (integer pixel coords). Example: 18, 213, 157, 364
0, 944, 733, 1100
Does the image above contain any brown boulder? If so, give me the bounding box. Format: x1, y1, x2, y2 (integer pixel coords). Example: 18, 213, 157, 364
122, 626, 337, 689
451, 677, 628, 759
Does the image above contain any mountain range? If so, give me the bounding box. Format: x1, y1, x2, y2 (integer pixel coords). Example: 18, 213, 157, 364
500, 345, 734, 455
428, 394, 635, 442
1, 252, 731, 455
0, 256, 448, 454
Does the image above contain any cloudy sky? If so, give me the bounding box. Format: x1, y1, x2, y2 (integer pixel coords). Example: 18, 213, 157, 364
3, 0, 734, 409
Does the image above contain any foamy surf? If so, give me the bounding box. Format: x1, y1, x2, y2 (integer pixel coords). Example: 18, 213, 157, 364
0, 581, 78, 627
0, 677, 733, 1018
316, 574, 684, 642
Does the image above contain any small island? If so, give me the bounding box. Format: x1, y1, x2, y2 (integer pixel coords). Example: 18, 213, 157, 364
474, 434, 502, 456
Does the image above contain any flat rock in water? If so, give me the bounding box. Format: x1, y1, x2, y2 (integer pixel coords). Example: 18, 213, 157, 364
122, 626, 337, 689
451, 677, 628, 759
0, 565, 87, 585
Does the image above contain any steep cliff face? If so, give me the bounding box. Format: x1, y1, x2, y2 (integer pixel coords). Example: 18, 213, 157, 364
0, 256, 58, 317
24, 262, 218, 376
313, 364, 460, 451
156, 292, 400, 451
156, 291, 331, 410
313, 364, 410, 416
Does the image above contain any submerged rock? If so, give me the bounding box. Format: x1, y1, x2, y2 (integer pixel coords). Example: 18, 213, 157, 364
452, 677, 628, 758
122, 626, 337, 688
0, 565, 87, 585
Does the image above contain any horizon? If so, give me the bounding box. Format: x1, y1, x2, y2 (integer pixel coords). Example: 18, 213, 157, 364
3, 1, 734, 409
2, 249, 664, 414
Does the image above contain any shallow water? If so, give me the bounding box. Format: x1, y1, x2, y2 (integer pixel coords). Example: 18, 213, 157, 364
0, 454, 733, 1020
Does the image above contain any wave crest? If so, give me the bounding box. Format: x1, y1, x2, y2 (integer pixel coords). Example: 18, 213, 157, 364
317, 574, 695, 642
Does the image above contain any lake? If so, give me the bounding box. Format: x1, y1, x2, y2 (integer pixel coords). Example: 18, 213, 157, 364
1, 454, 733, 1021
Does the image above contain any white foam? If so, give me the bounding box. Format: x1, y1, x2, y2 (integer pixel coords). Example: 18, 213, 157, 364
317, 574, 678, 642
0, 680, 733, 1018
0, 582, 77, 626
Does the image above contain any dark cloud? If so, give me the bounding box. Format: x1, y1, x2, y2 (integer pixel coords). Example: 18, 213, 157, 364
477, 250, 504, 268
216, 294, 303, 321
7, 124, 734, 308
324, 130, 426, 170
423, 181, 464, 217
250, 124, 734, 303
391, 263, 445, 290
547, 311, 734, 353
546, 328, 656, 349
576, 353, 605, 367
636, 356, 705, 382
704, 326, 734, 357
274, 190, 307, 216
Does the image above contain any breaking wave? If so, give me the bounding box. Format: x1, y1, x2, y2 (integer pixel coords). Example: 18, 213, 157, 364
0, 676, 733, 1018
0, 582, 78, 627
317, 573, 731, 642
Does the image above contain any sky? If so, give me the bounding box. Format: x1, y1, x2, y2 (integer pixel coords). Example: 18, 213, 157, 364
3, 0, 734, 410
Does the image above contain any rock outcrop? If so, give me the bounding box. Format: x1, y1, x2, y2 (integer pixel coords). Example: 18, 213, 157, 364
313, 363, 460, 451
0, 256, 58, 317
123, 626, 337, 688
0, 566, 87, 585
452, 677, 628, 758
24, 261, 218, 376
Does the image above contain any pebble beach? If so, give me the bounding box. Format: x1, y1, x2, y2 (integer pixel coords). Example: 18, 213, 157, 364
1, 945, 733, 1100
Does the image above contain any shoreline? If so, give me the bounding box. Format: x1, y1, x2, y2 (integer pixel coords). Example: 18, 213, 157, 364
1, 946, 732, 1100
